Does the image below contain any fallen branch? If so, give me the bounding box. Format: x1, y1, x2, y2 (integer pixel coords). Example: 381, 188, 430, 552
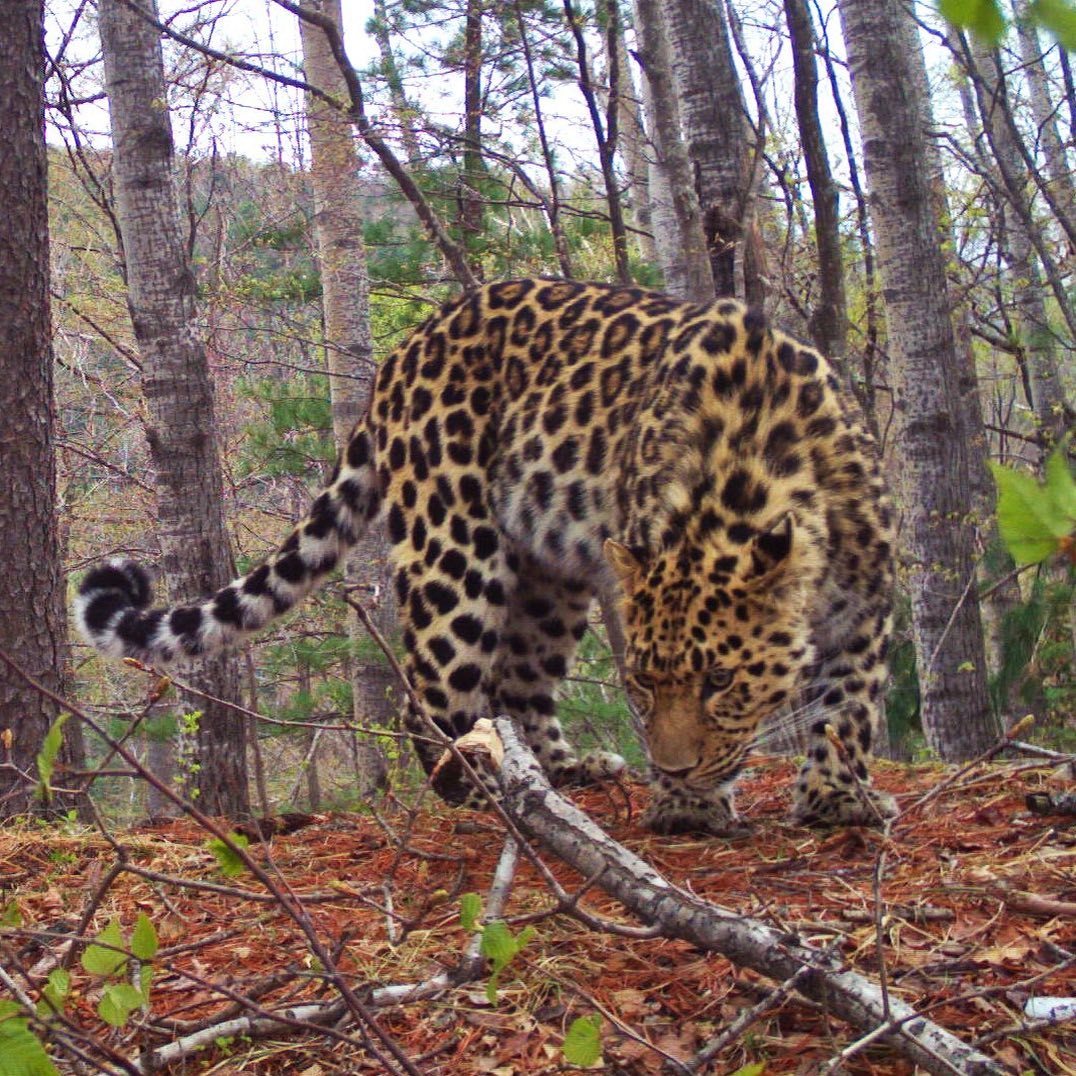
488, 716, 1005, 1076
134, 835, 521, 1072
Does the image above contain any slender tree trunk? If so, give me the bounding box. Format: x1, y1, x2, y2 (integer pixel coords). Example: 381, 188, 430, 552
516, 0, 574, 275
1013, 1, 1076, 238
660, 0, 763, 304
0, 0, 85, 820
964, 39, 1072, 450
784, 0, 848, 363
299, 0, 396, 795
370, 0, 422, 165
564, 0, 631, 283
631, 0, 714, 300
610, 1, 656, 265
836, 0, 996, 760
460, 0, 485, 245
99, 0, 249, 817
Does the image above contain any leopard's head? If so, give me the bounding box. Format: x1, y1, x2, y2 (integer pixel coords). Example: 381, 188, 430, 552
606, 515, 817, 788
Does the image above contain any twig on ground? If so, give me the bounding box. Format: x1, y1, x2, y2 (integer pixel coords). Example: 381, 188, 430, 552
907, 715, 1037, 813
688, 961, 817, 1072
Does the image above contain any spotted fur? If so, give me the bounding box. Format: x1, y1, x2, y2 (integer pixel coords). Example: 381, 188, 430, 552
76, 279, 895, 831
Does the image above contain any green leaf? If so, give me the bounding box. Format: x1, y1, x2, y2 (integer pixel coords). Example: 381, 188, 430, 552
990, 462, 1071, 564
98, 983, 145, 1027
479, 921, 518, 966
81, 919, 127, 978
729, 1064, 767, 1076
2, 902, 23, 928
35, 714, 68, 799
563, 1014, 603, 1067
139, 963, 154, 1004
130, 913, 158, 960
0, 1000, 24, 1021
39, 969, 70, 1015
1030, 0, 1076, 48
0, 1014, 60, 1075
1045, 442, 1076, 519
459, 892, 482, 932
206, 835, 250, 878
938, 0, 1007, 40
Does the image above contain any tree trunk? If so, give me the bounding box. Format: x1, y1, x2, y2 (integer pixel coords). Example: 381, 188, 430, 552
660, 0, 764, 304
1013, 1, 1076, 239
631, 0, 714, 300
836, 0, 996, 760
99, 0, 249, 817
370, 0, 422, 165
783, 0, 848, 363
299, 0, 396, 795
964, 39, 1072, 451
610, 1, 656, 265
0, 0, 85, 820
460, 0, 485, 245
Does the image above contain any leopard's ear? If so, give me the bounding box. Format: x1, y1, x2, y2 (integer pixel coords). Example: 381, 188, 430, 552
604, 539, 645, 588
748, 512, 795, 584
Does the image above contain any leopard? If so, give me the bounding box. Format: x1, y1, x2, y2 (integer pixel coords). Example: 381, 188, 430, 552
75, 278, 896, 834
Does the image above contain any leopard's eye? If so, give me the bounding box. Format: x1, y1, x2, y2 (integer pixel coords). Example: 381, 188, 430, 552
706, 667, 734, 693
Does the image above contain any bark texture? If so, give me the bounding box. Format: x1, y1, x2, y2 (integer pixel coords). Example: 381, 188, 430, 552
836, 0, 995, 760
660, 0, 764, 304
489, 718, 1004, 1076
610, 2, 656, 266
965, 39, 1072, 450
784, 0, 848, 363
99, 0, 248, 816
299, 0, 396, 792
0, 0, 84, 819
631, 0, 714, 300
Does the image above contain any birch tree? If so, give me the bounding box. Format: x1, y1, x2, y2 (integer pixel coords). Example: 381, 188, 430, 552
631, 0, 714, 300
660, 0, 765, 304
962, 38, 1072, 452
99, 0, 249, 816
0, 0, 85, 819
298, 0, 396, 793
836, 0, 996, 759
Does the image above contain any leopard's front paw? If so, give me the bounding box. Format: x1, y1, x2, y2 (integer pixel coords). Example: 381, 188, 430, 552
791, 785, 897, 829
643, 787, 751, 838
549, 750, 626, 788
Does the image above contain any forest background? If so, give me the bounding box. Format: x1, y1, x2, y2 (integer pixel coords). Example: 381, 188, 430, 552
0, 0, 1075, 1071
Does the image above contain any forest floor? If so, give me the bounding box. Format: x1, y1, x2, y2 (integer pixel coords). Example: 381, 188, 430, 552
1, 755, 1074, 1075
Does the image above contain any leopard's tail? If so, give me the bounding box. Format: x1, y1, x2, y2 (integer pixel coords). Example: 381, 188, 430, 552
74, 427, 381, 667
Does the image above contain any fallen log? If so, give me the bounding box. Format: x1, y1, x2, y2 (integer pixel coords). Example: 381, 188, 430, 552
485, 716, 1004, 1076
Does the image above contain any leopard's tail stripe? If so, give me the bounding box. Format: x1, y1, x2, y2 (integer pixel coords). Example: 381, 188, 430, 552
74, 430, 380, 666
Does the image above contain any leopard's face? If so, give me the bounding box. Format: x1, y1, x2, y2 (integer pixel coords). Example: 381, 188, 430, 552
607, 515, 815, 789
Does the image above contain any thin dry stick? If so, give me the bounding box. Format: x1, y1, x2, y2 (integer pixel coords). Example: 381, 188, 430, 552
907, 714, 1036, 813
688, 962, 816, 1072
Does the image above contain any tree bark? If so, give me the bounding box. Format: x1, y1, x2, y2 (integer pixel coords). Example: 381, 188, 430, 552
299, 0, 397, 794
963, 39, 1072, 451
660, 0, 764, 304
370, 0, 422, 165
99, 0, 249, 816
1013, 3, 1076, 226
610, 0, 656, 266
631, 0, 714, 300
0, 0, 85, 820
783, 0, 848, 363
460, 0, 485, 245
836, 0, 996, 760
487, 718, 1004, 1076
